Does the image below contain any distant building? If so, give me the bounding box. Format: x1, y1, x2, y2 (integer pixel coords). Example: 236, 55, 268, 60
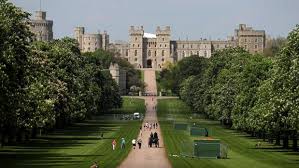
112, 24, 266, 69
109, 63, 126, 95
235, 24, 266, 54
29, 11, 53, 41
74, 27, 109, 52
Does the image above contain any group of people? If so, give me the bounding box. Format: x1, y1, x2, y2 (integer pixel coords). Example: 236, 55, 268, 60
111, 137, 143, 150
144, 121, 158, 131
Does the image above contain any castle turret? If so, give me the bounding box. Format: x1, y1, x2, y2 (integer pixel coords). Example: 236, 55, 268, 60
129, 26, 144, 68
156, 26, 171, 69
74, 27, 85, 50
29, 11, 53, 41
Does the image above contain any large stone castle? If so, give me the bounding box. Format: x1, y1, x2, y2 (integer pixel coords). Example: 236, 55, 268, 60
110, 24, 266, 69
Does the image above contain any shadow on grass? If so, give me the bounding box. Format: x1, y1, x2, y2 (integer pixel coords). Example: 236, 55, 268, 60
0, 118, 120, 168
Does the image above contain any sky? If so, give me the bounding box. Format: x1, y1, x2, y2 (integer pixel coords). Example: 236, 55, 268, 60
9, 0, 299, 42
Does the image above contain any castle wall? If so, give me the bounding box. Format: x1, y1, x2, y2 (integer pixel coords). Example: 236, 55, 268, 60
74, 27, 110, 53
112, 24, 266, 69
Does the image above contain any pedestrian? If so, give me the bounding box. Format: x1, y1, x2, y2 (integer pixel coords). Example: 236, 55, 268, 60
154, 132, 158, 139
156, 123, 158, 128
148, 136, 152, 147
112, 139, 116, 150
121, 137, 126, 149
132, 139, 136, 149
153, 124, 155, 129
137, 138, 142, 149
90, 161, 99, 168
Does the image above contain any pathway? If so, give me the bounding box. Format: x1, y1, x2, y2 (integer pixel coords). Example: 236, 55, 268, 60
118, 69, 171, 168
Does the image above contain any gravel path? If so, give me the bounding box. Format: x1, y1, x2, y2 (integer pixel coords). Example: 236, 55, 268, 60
118, 69, 171, 168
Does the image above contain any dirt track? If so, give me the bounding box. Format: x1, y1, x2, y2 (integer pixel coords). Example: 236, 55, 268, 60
118, 69, 171, 168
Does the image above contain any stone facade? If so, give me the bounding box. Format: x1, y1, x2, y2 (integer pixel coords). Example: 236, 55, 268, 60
29, 11, 53, 41
74, 27, 109, 53
112, 24, 266, 69
235, 24, 266, 53
109, 63, 126, 95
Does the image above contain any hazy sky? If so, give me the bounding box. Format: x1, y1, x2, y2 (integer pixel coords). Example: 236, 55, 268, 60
10, 0, 299, 41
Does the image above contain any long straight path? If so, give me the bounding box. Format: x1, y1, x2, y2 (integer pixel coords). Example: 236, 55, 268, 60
118, 69, 171, 168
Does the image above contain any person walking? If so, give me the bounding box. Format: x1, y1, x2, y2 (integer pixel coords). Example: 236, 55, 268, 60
112, 139, 117, 150
137, 138, 142, 149
90, 161, 99, 168
121, 138, 126, 149
132, 139, 136, 149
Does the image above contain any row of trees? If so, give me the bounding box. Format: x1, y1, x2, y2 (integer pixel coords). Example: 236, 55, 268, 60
161, 25, 299, 150
0, 0, 122, 144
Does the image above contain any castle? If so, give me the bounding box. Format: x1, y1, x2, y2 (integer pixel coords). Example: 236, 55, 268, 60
110, 24, 266, 69
74, 27, 109, 52
29, 11, 53, 42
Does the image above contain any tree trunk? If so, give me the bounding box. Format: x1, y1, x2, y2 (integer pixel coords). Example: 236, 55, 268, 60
31, 127, 37, 139
283, 131, 289, 149
275, 133, 281, 146
262, 132, 266, 141
292, 131, 298, 151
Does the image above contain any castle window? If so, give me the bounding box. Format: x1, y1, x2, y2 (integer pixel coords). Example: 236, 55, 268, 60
148, 50, 151, 56
155, 45, 157, 47
197, 51, 199, 55
255, 38, 258, 43
255, 45, 258, 49
183, 45, 184, 48
160, 44, 162, 47
155, 51, 157, 56
204, 51, 207, 57
165, 44, 167, 47
135, 58, 138, 61
126, 50, 128, 56
162, 38, 164, 41
191, 45, 192, 49
135, 50, 137, 56
138, 44, 140, 47
245, 39, 247, 43
135, 37, 137, 41
162, 50, 165, 56
244, 45, 247, 49
133, 44, 135, 47
162, 58, 165, 62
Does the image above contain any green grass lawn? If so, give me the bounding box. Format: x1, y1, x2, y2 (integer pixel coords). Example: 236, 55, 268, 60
157, 99, 299, 168
0, 97, 145, 168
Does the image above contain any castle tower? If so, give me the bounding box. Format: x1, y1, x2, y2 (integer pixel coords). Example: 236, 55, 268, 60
29, 11, 53, 41
109, 63, 120, 84
74, 27, 85, 51
129, 26, 144, 68
102, 31, 109, 50
156, 26, 171, 69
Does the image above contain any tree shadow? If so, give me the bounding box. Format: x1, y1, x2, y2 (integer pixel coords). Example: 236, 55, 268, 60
0, 118, 120, 168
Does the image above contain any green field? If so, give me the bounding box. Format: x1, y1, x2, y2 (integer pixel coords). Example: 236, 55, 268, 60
157, 99, 299, 168
0, 97, 145, 168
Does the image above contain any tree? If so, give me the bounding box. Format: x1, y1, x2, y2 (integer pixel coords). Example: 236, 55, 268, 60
0, 0, 32, 143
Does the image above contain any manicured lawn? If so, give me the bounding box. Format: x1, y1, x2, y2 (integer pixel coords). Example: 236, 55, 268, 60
157, 99, 299, 168
0, 97, 145, 168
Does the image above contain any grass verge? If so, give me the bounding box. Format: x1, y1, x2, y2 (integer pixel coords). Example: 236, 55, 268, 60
0, 97, 145, 168
157, 99, 299, 168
